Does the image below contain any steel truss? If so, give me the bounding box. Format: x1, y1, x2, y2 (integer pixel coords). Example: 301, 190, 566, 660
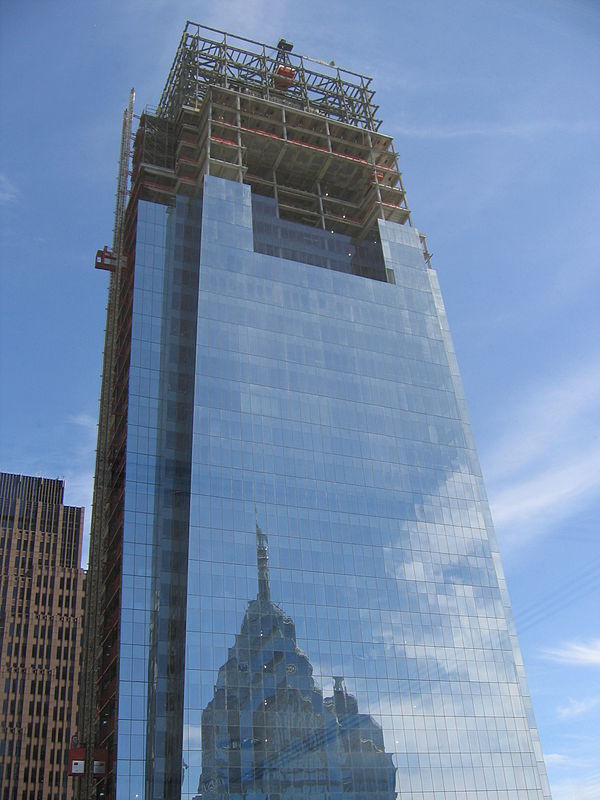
159, 23, 381, 131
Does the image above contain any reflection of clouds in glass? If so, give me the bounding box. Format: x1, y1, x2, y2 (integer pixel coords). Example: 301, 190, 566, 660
375, 502, 519, 690
184, 724, 204, 749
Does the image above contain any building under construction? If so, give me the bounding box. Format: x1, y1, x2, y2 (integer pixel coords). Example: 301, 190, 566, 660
79, 22, 551, 800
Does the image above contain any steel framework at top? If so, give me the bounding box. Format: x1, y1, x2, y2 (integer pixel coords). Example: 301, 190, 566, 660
158, 23, 382, 131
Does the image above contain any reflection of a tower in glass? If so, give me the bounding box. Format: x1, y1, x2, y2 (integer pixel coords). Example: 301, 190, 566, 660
197, 525, 396, 799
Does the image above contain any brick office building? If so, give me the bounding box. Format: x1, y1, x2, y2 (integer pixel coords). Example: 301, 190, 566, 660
0, 472, 86, 799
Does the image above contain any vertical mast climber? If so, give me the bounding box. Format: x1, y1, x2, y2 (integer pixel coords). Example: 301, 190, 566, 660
114, 89, 135, 253
94, 89, 135, 272
78, 89, 134, 800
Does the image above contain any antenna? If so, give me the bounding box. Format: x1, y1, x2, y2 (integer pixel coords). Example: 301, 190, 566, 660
256, 521, 271, 603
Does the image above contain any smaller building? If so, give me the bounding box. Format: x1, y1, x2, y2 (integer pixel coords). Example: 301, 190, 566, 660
0, 472, 86, 799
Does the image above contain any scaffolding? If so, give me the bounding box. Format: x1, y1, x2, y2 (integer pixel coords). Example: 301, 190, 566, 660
133, 86, 412, 239
143, 23, 432, 262
81, 89, 136, 800
159, 23, 381, 131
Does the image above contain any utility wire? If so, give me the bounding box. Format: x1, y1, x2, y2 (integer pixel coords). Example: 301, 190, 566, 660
516, 569, 599, 625
512, 557, 600, 633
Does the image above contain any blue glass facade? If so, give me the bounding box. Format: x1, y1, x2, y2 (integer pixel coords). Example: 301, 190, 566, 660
114, 175, 550, 799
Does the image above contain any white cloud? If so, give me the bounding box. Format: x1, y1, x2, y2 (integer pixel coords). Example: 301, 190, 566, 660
544, 640, 600, 666
551, 775, 600, 800
558, 696, 600, 720
67, 412, 98, 436
485, 361, 600, 483
544, 753, 571, 765
0, 173, 19, 204
490, 448, 600, 529
483, 358, 600, 549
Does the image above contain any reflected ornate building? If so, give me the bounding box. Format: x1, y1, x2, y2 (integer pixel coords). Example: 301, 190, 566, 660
197, 527, 396, 799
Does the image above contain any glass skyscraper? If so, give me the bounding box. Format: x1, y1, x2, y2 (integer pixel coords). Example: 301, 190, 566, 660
80, 23, 552, 800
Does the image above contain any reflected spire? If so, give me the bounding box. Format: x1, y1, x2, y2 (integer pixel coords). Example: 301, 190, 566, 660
197, 521, 397, 800
256, 520, 271, 603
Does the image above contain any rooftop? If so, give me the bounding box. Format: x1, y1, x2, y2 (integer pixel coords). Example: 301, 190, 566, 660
159, 22, 382, 131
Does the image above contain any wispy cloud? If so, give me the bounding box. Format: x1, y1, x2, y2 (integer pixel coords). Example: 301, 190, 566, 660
67, 412, 97, 433
545, 752, 585, 766
558, 696, 600, 720
544, 733, 600, 798
485, 361, 600, 482
544, 639, 600, 666
490, 449, 600, 530
545, 753, 567, 765
483, 357, 600, 549
550, 775, 600, 800
0, 173, 19, 204
394, 118, 600, 140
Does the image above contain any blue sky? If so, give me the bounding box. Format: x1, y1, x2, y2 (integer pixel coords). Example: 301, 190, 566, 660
1, 1, 598, 796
